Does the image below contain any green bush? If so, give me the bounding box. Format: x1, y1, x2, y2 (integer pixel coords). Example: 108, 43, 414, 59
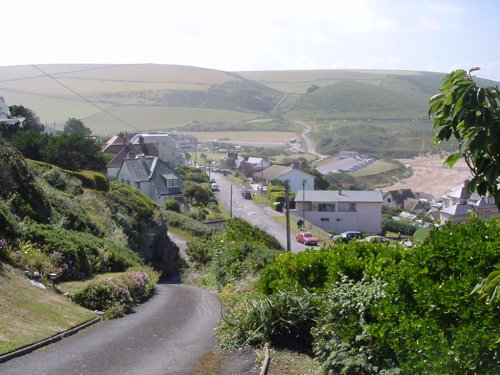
24, 223, 142, 280
164, 199, 181, 212
312, 275, 396, 374
381, 218, 417, 236
218, 288, 317, 349
163, 210, 217, 239
186, 238, 213, 268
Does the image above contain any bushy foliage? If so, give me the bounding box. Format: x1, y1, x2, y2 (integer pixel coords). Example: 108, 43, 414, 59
164, 198, 181, 212
223, 218, 283, 251
0, 137, 51, 224
186, 238, 213, 268
312, 276, 397, 375
163, 209, 217, 239
256, 219, 500, 373
8, 240, 59, 280
73, 269, 159, 318
381, 218, 417, 236
23, 223, 142, 280
218, 288, 317, 349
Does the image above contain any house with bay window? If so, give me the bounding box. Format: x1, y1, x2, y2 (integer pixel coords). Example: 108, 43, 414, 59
116, 155, 183, 204
294, 189, 383, 234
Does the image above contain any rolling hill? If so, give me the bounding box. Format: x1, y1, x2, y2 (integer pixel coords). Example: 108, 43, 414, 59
0, 64, 497, 157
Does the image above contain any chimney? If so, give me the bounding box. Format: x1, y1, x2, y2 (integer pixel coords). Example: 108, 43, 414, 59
338, 183, 342, 195
139, 135, 144, 144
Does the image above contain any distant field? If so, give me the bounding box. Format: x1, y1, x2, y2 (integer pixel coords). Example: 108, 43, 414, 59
83, 106, 258, 135
0, 88, 110, 126
238, 69, 420, 93
352, 160, 401, 177
0, 64, 233, 96
181, 130, 296, 144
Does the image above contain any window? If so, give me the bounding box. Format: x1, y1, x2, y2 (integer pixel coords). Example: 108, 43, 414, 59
320, 218, 330, 222
318, 203, 335, 212
167, 179, 179, 188
349, 203, 356, 211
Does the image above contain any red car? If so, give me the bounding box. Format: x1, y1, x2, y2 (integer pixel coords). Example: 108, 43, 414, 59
295, 231, 318, 246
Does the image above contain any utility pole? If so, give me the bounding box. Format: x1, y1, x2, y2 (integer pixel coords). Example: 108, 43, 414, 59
285, 180, 291, 252
302, 179, 306, 225
230, 185, 233, 218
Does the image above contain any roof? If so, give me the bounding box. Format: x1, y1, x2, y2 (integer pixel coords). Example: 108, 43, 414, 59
130, 133, 176, 144
403, 197, 425, 211
383, 188, 416, 205
445, 182, 470, 200
440, 204, 474, 216
107, 143, 159, 168
119, 156, 182, 196
262, 165, 292, 180
296, 190, 383, 203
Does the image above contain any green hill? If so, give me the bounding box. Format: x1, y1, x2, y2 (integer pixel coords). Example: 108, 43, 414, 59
1, 65, 497, 157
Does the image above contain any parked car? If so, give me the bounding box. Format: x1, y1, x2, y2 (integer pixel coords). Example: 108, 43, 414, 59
295, 231, 318, 246
331, 231, 363, 243
241, 188, 252, 199
211, 183, 219, 191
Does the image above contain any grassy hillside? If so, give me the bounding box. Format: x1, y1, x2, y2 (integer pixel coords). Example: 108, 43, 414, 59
0, 261, 96, 354
1, 65, 497, 156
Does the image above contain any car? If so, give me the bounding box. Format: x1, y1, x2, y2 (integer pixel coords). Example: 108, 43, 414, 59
211, 183, 219, 191
295, 231, 318, 246
210, 178, 216, 183
241, 188, 252, 199
331, 231, 363, 243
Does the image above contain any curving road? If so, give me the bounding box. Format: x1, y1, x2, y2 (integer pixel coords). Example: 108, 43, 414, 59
293, 120, 327, 158
0, 280, 220, 375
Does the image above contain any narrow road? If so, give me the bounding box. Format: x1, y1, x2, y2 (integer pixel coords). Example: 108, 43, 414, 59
213, 174, 308, 253
293, 120, 327, 159
0, 280, 220, 375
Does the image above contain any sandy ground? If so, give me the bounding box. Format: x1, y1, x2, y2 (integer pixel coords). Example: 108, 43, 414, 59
383, 155, 473, 198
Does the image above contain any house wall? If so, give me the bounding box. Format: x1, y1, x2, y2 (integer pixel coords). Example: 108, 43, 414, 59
383, 194, 398, 208
107, 166, 120, 179
279, 169, 314, 193
304, 202, 382, 233
117, 164, 156, 202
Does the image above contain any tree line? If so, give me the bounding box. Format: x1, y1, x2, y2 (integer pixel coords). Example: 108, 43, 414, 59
0, 106, 105, 171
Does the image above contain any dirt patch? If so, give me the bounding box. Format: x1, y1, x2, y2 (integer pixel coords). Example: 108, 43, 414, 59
191, 348, 260, 375
383, 155, 473, 198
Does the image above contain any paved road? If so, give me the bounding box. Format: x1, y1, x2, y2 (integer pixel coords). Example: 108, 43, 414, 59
212, 174, 308, 253
0, 280, 220, 375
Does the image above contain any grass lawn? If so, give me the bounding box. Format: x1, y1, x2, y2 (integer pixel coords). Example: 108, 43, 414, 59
0, 261, 97, 355
351, 159, 401, 177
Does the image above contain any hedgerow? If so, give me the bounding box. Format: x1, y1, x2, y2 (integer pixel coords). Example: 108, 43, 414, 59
236, 219, 500, 373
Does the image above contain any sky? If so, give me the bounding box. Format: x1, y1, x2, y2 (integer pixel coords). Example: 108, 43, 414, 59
1, 0, 499, 81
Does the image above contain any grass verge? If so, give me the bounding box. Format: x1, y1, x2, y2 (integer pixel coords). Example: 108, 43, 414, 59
0, 261, 96, 355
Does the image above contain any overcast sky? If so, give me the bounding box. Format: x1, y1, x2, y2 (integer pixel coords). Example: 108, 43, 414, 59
1, 0, 499, 81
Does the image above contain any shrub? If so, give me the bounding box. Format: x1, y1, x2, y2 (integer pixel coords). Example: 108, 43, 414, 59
164, 199, 181, 212
73, 269, 159, 318
312, 275, 397, 375
381, 218, 417, 236
218, 288, 317, 350
186, 238, 213, 268
163, 210, 217, 239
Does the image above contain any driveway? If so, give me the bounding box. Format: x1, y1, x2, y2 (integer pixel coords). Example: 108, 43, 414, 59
212, 173, 309, 253
0, 280, 221, 375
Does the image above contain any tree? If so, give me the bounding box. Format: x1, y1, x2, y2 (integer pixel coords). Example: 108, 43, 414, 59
429, 67, 500, 209
64, 118, 92, 136
8, 105, 44, 132
183, 182, 210, 206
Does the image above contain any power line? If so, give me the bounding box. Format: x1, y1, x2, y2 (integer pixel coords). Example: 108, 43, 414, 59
0, 40, 141, 132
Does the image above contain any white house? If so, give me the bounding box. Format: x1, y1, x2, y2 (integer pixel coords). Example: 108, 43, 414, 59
294, 189, 383, 233
116, 155, 183, 204
436, 181, 500, 224
260, 164, 315, 192
0, 96, 19, 125
129, 133, 187, 166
